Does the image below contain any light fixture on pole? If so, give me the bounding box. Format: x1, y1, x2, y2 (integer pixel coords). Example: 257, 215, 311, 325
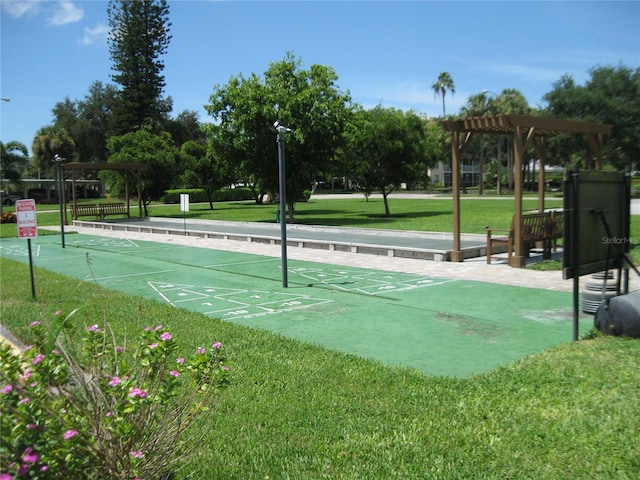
274, 120, 291, 288
54, 154, 66, 248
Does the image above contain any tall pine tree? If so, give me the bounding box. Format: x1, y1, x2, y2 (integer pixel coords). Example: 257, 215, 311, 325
108, 0, 172, 135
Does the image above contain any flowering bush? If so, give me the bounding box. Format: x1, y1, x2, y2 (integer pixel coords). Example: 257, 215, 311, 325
0, 312, 229, 479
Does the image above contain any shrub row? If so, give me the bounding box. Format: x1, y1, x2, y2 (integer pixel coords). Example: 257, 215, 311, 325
161, 188, 254, 204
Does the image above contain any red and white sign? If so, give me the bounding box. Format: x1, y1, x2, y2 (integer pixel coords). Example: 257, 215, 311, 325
16, 199, 38, 239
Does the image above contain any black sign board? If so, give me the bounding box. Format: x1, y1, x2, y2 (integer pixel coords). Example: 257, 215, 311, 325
563, 170, 630, 279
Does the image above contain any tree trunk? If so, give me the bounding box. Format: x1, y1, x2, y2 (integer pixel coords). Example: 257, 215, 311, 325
382, 189, 391, 217
287, 201, 295, 223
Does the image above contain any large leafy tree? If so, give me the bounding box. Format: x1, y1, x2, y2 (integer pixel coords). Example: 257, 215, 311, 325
106, 126, 176, 215
346, 106, 427, 216
543, 65, 640, 170
52, 81, 118, 163
204, 52, 353, 222
164, 110, 206, 148
179, 140, 231, 210
107, 0, 172, 134
431, 72, 455, 117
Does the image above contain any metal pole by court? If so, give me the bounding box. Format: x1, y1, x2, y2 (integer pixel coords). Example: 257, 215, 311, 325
54, 154, 66, 248
276, 127, 289, 287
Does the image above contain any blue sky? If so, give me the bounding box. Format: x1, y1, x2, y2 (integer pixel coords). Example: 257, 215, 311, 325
1, 0, 639, 153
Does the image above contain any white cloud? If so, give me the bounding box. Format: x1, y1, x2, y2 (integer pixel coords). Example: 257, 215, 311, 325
79, 22, 109, 45
48, 0, 83, 26
1, 0, 44, 18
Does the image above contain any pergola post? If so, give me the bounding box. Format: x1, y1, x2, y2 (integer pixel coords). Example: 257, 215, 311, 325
510, 127, 528, 267
451, 130, 473, 262
441, 114, 612, 268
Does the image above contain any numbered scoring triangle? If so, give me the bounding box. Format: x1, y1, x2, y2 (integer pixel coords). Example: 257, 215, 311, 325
148, 281, 332, 319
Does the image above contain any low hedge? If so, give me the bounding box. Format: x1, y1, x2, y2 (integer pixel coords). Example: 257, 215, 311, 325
161, 188, 254, 204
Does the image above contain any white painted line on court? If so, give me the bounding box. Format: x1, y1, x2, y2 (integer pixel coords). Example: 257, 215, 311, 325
89, 269, 174, 282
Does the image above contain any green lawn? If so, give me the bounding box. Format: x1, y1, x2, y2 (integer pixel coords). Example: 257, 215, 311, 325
1, 258, 639, 479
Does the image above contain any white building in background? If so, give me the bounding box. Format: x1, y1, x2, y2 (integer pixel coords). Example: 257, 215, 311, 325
428, 158, 480, 189
428, 158, 563, 190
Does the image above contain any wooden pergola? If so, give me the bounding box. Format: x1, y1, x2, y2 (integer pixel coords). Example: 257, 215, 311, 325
441, 114, 612, 267
61, 162, 146, 222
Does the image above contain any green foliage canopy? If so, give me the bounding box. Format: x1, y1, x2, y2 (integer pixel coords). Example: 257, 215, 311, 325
543, 65, 640, 169
106, 126, 176, 213
346, 106, 428, 216
204, 52, 353, 221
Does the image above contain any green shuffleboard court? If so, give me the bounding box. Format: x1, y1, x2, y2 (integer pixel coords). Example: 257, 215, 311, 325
0, 233, 589, 377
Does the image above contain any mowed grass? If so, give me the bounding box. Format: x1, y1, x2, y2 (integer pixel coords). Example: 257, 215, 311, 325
1, 194, 563, 235
1, 257, 639, 479
142, 195, 565, 234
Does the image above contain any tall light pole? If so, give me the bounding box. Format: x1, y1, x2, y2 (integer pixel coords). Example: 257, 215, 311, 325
274, 121, 291, 288
54, 154, 66, 248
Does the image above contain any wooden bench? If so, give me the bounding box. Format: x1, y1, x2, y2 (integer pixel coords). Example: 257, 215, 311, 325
486, 211, 563, 264
74, 203, 128, 220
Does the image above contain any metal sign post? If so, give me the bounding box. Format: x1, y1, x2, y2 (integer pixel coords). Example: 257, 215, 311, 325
16, 199, 38, 300
180, 193, 189, 234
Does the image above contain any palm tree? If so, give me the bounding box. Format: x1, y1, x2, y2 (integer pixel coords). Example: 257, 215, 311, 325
461, 92, 492, 195
31, 126, 76, 178
1, 140, 29, 186
431, 72, 455, 117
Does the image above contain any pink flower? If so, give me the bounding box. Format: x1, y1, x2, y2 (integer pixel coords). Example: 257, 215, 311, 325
1, 473, 13, 480
169, 370, 180, 377
212, 341, 223, 349
144, 326, 153, 332
115, 346, 124, 353
105, 411, 113, 417
108, 376, 122, 387
160, 332, 172, 341
129, 388, 148, 399
87, 324, 100, 332
22, 447, 39, 463
1, 384, 12, 394
154, 325, 163, 331
18, 397, 30, 405
26, 424, 38, 430
32, 354, 45, 365
29, 321, 41, 328
130, 450, 144, 458
149, 342, 159, 349
54, 310, 61, 316
63, 430, 79, 440
197, 347, 206, 355
176, 357, 185, 364
221, 365, 230, 371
